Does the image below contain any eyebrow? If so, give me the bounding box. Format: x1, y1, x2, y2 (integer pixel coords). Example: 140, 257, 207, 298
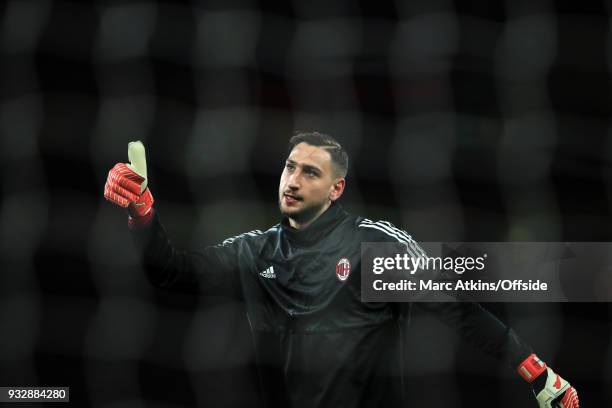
286, 159, 322, 175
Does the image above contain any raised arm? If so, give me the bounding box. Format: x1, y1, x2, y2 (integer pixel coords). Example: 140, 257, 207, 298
103, 141, 242, 297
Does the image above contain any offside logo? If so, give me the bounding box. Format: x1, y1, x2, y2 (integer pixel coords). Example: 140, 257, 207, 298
336, 258, 351, 282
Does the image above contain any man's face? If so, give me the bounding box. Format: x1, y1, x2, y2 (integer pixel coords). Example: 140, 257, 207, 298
278, 143, 344, 226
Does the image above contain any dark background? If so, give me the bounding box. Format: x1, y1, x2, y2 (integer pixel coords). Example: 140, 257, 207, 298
0, 0, 611, 406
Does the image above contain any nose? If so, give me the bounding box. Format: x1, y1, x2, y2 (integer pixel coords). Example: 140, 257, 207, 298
286, 170, 300, 190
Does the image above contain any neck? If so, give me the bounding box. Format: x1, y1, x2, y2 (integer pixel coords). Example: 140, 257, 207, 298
289, 201, 332, 230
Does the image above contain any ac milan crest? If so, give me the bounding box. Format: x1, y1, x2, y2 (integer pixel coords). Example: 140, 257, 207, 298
336, 258, 351, 282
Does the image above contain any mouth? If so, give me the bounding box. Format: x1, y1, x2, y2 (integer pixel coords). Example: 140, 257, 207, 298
283, 193, 302, 205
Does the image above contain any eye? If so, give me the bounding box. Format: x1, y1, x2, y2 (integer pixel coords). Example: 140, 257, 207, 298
286, 163, 295, 171
306, 170, 318, 177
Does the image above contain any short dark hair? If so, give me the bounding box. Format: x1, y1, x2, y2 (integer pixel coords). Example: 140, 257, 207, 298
288, 131, 349, 178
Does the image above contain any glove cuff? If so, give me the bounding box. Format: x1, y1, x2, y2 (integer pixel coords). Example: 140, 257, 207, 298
127, 187, 154, 218
127, 188, 154, 227
128, 208, 154, 227
517, 353, 547, 383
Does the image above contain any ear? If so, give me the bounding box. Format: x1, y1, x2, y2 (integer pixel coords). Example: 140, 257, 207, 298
329, 178, 346, 202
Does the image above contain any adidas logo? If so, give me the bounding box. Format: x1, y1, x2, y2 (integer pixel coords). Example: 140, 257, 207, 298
259, 266, 276, 279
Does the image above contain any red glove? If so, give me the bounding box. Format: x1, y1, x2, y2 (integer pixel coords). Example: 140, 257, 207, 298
518, 354, 579, 408
103, 141, 154, 225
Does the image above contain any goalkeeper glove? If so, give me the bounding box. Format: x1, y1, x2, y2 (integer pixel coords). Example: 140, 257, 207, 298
518, 353, 579, 408
104, 141, 154, 225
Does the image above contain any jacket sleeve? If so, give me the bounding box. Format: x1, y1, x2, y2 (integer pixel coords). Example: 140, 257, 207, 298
129, 211, 242, 298
416, 301, 532, 368
357, 218, 532, 368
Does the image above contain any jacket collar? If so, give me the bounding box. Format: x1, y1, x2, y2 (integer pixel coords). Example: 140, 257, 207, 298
280, 202, 347, 246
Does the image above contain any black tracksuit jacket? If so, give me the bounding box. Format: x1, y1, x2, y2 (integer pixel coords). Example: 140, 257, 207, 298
130, 202, 531, 408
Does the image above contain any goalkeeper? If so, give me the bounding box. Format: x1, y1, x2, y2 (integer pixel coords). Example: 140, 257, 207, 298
104, 133, 579, 408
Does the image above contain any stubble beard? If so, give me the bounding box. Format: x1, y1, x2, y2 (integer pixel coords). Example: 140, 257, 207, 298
279, 197, 328, 227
